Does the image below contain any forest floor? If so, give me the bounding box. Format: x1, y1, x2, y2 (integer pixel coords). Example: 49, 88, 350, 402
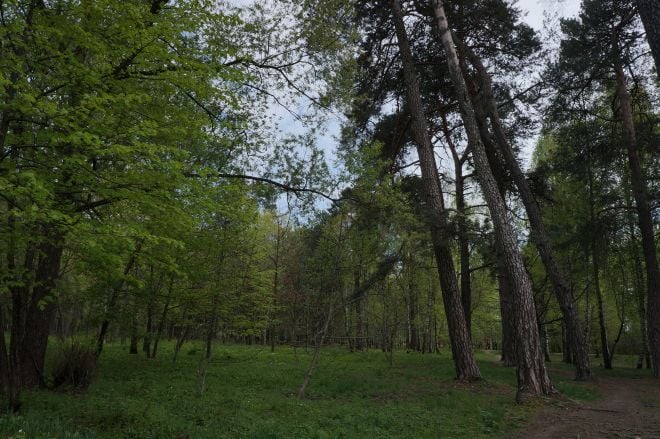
0, 342, 654, 438
518, 365, 660, 439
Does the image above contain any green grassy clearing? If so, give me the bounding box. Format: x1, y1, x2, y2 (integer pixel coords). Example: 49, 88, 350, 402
0, 342, 652, 438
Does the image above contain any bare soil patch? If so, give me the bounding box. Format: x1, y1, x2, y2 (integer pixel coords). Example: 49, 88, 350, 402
517, 374, 660, 439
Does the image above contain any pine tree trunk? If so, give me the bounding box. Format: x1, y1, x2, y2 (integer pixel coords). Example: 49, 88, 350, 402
458, 46, 516, 368
431, 0, 553, 400
390, 0, 480, 381
497, 249, 516, 367
456, 37, 591, 380
636, 0, 660, 76
614, 60, 660, 378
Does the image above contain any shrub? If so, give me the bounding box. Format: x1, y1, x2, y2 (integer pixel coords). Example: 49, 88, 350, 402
51, 343, 97, 390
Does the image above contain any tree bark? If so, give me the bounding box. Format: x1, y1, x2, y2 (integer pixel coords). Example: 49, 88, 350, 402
614, 58, 660, 378
636, 0, 660, 77
498, 260, 516, 367
456, 38, 591, 381
458, 42, 517, 368
431, 0, 553, 400
17, 240, 63, 389
390, 0, 480, 381
443, 114, 472, 337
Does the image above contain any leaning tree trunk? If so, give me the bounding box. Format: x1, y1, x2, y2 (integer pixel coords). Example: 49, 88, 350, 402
458, 48, 517, 366
432, 0, 553, 400
636, 0, 660, 77
456, 38, 591, 381
614, 58, 660, 378
498, 263, 516, 367
390, 0, 480, 381
623, 173, 651, 369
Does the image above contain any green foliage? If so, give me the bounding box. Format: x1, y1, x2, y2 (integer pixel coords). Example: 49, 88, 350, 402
534, 86, 658, 356
0, 0, 259, 351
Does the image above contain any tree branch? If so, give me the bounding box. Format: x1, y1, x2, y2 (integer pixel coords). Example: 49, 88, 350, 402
186, 172, 349, 204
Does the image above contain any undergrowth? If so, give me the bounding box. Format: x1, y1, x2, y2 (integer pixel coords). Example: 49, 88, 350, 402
2, 343, 651, 438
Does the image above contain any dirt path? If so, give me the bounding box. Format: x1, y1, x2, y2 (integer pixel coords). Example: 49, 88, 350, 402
517, 374, 660, 439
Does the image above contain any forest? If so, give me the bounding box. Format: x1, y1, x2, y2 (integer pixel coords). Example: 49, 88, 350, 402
0, 0, 658, 437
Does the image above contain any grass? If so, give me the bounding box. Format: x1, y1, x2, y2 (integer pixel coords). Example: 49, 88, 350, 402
0, 342, 652, 438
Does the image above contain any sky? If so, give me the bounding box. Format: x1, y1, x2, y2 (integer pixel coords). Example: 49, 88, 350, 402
312, 0, 584, 170
518, 0, 581, 31
250, 0, 585, 208
513, 0, 581, 165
